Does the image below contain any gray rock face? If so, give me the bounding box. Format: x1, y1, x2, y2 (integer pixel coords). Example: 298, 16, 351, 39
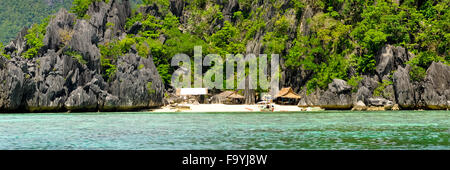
376, 45, 410, 78
127, 22, 142, 34
222, 0, 239, 22
299, 79, 353, 109
317, 79, 353, 109
69, 19, 101, 71
352, 100, 367, 111
423, 62, 450, 109
109, 54, 164, 110
360, 75, 380, 91
5, 27, 29, 56
65, 87, 98, 111
103, 0, 132, 40
354, 86, 372, 105
298, 89, 323, 107
328, 79, 352, 93
43, 8, 76, 51
393, 65, 417, 109
299, 5, 314, 36
0, 62, 25, 111
169, 0, 185, 18
0, 0, 164, 113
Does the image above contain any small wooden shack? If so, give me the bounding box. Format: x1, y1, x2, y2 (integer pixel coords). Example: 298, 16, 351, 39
211, 91, 244, 104
274, 87, 301, 105
175, 88, 209, 104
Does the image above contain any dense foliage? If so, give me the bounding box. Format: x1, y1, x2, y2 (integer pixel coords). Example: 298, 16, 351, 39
22, 16, 51, 59
0, 0, 72, 44
283, 0, 449, 93
1, 0, 449, 92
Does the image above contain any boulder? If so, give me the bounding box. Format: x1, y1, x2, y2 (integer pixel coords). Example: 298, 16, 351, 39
423, 62, 450, 109
0, 62, 25, 111
393, 65, 417, 109
392, 104, 400, 111
65, 87, 98, 111
297, 89, 322, 107
352, 100, 367, 111
317, 79, 353, 109
354, 86, 372, 105
328, 79, 352, 93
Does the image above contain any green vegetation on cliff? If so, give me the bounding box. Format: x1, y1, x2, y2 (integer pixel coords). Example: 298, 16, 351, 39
0, 0, 72, 43
23, 16, 51, 59
284, 0, 448, 92
2, 0, 449, 92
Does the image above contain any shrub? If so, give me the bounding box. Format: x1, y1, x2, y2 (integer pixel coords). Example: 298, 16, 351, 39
407, 51, 445, 81
71, 0, 107, 19
373, 80, 393, 97
99, 41, 121, 81
348, 75, 363, 92
0, 42, 11, 59
64, 50, 87, 65
23, 17, 50, 59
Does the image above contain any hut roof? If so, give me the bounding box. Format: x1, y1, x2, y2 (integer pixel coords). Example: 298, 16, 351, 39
275, 87, 301, 99
213, 91, 244, 99
216, 91, 235, 98
228, 93, 244, 99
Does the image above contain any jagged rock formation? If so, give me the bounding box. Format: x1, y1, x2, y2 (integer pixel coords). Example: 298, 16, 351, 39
316, 79, 353, 109
392, 62, 450, 110
0, 0, 164, 112
423, 62, 450, 109
300, 45, 449, 110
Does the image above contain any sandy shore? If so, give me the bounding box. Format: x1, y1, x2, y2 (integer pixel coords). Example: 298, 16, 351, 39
151, 104, 322, 113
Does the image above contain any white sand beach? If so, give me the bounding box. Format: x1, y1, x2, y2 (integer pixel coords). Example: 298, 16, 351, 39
151, 104, 322, 113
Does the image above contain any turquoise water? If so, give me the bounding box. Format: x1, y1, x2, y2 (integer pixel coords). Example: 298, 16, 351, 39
0, 111, 448, 150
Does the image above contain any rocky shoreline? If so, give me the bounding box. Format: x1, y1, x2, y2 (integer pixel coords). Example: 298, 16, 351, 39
297, 50, 450, 111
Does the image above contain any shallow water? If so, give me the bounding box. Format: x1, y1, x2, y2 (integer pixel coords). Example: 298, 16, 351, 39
0, 111, 448, 150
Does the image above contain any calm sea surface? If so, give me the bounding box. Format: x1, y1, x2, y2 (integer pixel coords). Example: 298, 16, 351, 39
0, 111, 448, 150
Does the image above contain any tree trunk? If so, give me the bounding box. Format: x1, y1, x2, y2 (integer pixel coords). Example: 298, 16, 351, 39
244, 76, 256, 104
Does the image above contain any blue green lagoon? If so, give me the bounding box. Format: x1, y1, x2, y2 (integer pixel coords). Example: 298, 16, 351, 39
0, 111, 448, 150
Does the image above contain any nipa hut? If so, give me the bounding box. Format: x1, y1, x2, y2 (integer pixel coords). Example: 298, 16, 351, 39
274, 87, 301, 105
211, 91, 244, 104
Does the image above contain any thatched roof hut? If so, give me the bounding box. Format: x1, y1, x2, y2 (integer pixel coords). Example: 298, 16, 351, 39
275, 87, 301, 105
275, 87, 301, 99
229, 93, 244, 99
211, 91, 244, 104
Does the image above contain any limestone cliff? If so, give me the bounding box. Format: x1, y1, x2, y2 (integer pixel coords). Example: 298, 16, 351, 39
0, 0, 164, 112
